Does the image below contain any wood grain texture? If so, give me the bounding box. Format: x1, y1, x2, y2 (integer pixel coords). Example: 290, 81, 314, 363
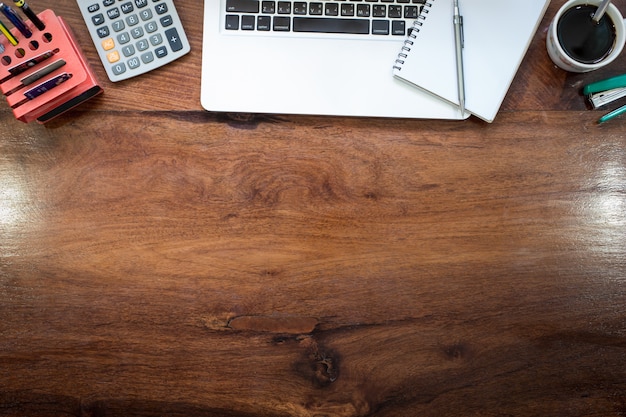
1, 1, 626, 416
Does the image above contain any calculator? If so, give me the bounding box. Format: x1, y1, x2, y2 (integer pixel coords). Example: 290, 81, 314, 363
76, 0, 190, 82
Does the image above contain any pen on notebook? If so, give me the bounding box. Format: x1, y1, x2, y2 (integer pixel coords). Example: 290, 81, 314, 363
0, 2, 31, 38
598, 103, 626, 124
453, 0, 465, 114
13, 0, 45, 31
0, 17, 18, 45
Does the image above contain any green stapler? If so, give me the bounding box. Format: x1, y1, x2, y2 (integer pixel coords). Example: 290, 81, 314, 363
583, 73, 626, 109
583, 73, 626, 123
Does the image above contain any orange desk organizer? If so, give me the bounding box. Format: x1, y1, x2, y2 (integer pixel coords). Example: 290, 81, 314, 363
0, 9, 102, 123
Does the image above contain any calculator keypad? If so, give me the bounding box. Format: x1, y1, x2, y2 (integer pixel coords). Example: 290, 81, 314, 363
76, 0, 190, 82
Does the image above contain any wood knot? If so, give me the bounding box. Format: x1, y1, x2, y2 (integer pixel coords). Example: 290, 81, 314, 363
442, 342, 471, 361
296, 336, 340, 387
313, 352, 339, 386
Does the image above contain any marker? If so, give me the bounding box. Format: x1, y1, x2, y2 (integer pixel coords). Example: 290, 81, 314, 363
0, 17, 17, 45
21, 59, 66, 85
5, 59, 67, 95
7, 48, 58, 76
0, 2, 31, 38
11, 72, 72, 108
24, 72, 72, 100
598, 103, 626, 124
13, 0, 44, 31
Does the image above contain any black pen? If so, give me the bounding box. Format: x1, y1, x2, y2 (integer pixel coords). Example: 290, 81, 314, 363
13, 0, 44, 30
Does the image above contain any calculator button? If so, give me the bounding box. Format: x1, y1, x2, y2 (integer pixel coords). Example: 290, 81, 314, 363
102, 38, 115, 50
141, 51, 154, 63
131, 27, 144, 38
122, 45, 135, 57
126, 14, 140, 26
139, 9, 152, 20
103, 0, 115, 6
155, 3, 168, 14
165, 28, 183, 52
112, 20, 125, 31
107, 50, 120, 63
136, 39, 149, 51
160, 15, 173, 27
145, 21, 158, 33
92, 13, 105, 25
107, 8, 120, 19
149, 33, 162, 46
96, 26, 110, 38
135, 0, 148, 8
112, 62, 126, 75
127, 57, 141, 69
121, 2, 134, 13
117, 32, 131, 44
88, 4, 100, 12
155, 46, 167, 58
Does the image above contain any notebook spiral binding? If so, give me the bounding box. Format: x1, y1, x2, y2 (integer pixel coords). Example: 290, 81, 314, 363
392, 1, 433, 71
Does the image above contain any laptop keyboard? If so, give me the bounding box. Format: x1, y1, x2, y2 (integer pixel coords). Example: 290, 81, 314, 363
224, 0, 427, 36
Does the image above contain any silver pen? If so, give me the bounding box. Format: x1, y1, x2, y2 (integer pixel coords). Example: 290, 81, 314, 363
453, 0, 465, 114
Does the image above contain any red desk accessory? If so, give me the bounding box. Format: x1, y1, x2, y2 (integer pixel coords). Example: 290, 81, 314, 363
0, 9, 102, 123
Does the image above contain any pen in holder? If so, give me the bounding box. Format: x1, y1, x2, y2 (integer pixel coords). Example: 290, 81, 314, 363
0, 9, 102, 123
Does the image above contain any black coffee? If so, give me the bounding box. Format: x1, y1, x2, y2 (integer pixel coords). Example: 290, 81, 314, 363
557, 4, 616, 64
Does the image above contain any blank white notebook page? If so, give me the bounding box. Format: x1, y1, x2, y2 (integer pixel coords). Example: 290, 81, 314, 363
393, 0, 549, 122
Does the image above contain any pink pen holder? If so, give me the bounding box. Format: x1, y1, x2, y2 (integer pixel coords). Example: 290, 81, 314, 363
0, 9, 102, 123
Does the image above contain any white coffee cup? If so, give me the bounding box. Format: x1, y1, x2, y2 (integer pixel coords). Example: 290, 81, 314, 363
547, 0, 626, 72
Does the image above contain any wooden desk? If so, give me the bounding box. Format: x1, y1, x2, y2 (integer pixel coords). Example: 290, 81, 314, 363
1, 1, 625, 415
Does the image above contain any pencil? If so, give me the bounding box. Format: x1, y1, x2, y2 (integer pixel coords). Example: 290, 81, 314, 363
0, 17, 18, 45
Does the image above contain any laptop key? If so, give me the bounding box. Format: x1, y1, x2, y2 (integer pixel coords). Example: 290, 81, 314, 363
391, 20, 405, 35
309, 3, 323, 15
262, 1, 275, 13
371, 19, 389, 35
225, 14, 239, 30
226, 0, 260, 13
273, 16, 290, 31
241, 15, 256, 30
257, 15, 271, 30
293, 17, 369, 34
277, 1, 291, 14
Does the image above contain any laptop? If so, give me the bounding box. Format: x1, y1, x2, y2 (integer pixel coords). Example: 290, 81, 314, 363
200, 0, 465, 119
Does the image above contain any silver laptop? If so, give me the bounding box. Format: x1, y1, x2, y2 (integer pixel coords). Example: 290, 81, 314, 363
200, 0, 465, 119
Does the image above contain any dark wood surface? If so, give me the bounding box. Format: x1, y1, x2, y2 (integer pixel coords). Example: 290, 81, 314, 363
2, 1, 626, 416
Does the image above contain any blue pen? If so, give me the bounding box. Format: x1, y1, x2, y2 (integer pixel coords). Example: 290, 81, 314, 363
598, 103, 626, 124
0, 2, 31, 38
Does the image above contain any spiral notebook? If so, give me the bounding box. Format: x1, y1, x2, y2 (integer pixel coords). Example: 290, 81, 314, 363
393, 0, 550, 122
